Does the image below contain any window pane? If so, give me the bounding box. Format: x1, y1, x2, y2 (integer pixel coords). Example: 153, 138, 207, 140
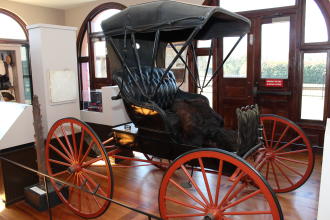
81, 62, 91, 105
305, 0, 328, 43
197, 56, 213, 108
197, 40, 211, 48
165, 42, 187, 69
0, 13, 26, 40
91, 9, 121, 33
21, 46, 32, 104
261, 18, 290, 79
81, 32, 89, 56
223, 36, 247, 78
301, 53, 327, 121
220, 0, 295, 12
93, 40, 107, 78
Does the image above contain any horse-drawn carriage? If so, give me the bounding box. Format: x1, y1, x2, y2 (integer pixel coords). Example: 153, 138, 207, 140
45, 1, 314, 219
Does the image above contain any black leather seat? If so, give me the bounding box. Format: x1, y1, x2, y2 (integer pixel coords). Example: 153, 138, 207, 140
113, 66, 207, 136
115, 66, 178, 109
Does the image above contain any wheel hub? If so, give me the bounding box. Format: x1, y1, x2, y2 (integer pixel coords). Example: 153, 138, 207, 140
204, 208, 222, 220
67, 163, 81, 173
265, 148, 275, 159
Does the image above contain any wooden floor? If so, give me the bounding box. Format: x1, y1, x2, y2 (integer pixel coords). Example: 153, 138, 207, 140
0, 152, 322, 220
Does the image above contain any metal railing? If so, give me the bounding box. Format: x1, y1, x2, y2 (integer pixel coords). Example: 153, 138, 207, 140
0, 156, 162, 220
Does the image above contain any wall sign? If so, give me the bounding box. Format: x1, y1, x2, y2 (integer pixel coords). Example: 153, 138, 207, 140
49, 69, 77, 104
265, 79, 284, 87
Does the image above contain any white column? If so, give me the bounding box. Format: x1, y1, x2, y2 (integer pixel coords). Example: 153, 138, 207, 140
317, 118, 330, 219
27, 24, 80, 137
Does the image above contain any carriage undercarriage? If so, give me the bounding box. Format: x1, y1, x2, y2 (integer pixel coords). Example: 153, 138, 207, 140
45, 112, 314, 219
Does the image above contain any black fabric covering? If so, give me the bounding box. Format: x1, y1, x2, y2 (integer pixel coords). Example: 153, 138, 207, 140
101, 0, 251, 41
167, 91, 240, 153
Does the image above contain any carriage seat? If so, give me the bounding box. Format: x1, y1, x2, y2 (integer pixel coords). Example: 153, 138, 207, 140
114, 66, 178, 109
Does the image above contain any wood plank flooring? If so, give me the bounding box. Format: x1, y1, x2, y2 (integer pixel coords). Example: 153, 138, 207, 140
0, 152, 321, 220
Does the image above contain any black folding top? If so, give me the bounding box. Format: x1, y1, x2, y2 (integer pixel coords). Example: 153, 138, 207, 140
101, 0, 251, 41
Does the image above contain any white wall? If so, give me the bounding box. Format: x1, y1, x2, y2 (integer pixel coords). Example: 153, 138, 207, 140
0, 0, 65, 25
317, 118, 330, 219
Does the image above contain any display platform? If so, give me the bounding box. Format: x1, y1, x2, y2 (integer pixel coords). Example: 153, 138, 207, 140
0, 101, 34, 149
80, 86, 130, 126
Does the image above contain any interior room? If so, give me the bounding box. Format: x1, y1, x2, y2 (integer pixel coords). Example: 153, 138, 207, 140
0, 0, 329, 219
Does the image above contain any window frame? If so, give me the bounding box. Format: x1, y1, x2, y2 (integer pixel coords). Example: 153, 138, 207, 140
0, 8, 28, 44
0, 9, 32, 104
77, 2, 126, 99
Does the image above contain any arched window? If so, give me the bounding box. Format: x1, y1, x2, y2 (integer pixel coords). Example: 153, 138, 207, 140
77, 3, 126, 108
0, 9, 31, 104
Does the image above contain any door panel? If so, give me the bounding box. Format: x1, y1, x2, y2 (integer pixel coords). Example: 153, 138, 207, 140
218, 36, 252, 128
254, 15, 295, 118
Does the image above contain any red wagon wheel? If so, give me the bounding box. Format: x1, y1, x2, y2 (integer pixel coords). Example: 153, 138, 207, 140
45, 118, 113, 219
159, 148, 283, 220
247, 114, 314, 193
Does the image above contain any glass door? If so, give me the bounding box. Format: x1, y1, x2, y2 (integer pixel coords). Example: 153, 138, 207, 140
254, 15, 295, 118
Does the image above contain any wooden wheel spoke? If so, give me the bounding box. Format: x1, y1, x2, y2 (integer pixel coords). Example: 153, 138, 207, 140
49, 158, 71, 167
52, 170, 68, 177
165, 213, 205, 218
76, 174, 82, 212
255, 157, 267, 171
70, 122, 78, 159
272, 160, 294, 186
226, 182, 247, 204
58, 173, 74, 191
270, 120, 277, 148
165, 196, 206, 212
49, 144, 72, 163
82, 172, 107, 197
273, 125, 289, 149
270, 161, 280, 190
82, 157, 104, 168
53, 133, 73, 159
218, 172, 245, 209
60, 125, 75, 158
78, 173, 92, 213
275, 156, 308, 165
215, 160, 223, 206
265, 161, 270, 181
274, 158, 304, 177
276, 149, 308, 156
198, 158, 214, 205
78, 129, 85, 162
80, 140, 95, 164
84, 178, 102, 209
223, 211, 272, 215
68, 173, 77, 203
261, 121, 270, 148
274, 136, 302, 153
169, 178, 207, 208
180, 165, 210, 206
82, 168, 108, 180
222, 189, 262, 211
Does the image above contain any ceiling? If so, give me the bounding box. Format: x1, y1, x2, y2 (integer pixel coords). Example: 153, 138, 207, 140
7, 0, 100, 9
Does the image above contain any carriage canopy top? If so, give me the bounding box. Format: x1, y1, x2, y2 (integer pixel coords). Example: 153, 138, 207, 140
101, 0, 251, 41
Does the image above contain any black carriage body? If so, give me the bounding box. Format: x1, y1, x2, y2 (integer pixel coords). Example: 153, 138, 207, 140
102, 1, 255, 163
